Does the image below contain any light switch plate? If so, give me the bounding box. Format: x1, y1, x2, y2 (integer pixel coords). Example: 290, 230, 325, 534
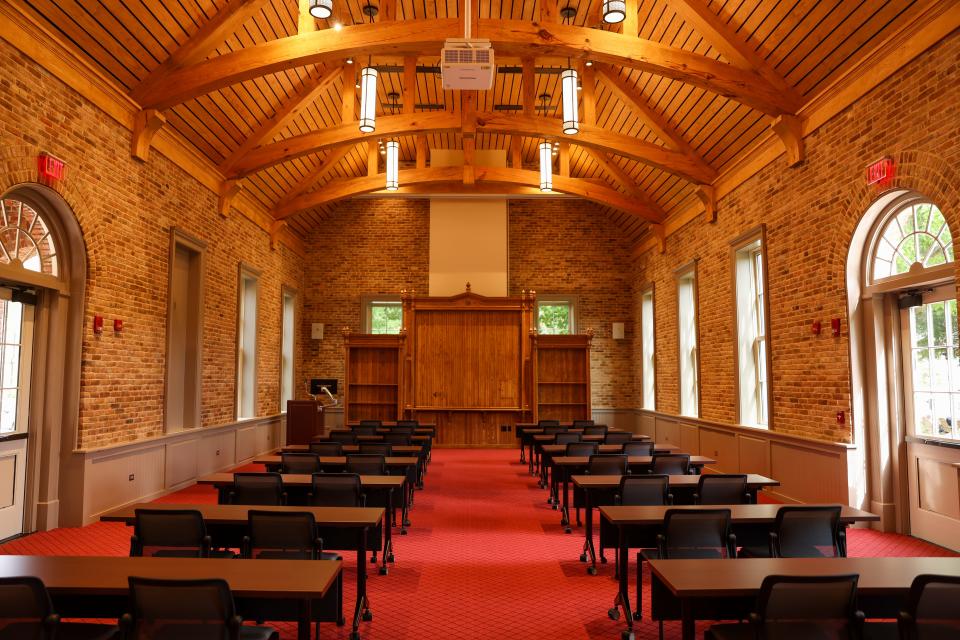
311, 323, 324, 340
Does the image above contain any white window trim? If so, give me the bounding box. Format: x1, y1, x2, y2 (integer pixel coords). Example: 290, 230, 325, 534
361, 294, 403, 334
280, 286, 298, 414
536, 295, 579, 335
675, 261, 700, 418
640, 285, 656, 410
236, 263, 261, 420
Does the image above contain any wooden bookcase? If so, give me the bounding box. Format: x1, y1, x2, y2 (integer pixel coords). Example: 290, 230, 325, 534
342, 331, 404, 424
532, 332, 593, 422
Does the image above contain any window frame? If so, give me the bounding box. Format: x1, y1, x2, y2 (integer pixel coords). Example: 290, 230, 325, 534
730, 225, 773, 429
361, 294, 404, 334
279, 285, 298, 414
536, 295, 579, 335
236, 263, 261, 421
674, 261, 700, 418
640, 284, 656, 410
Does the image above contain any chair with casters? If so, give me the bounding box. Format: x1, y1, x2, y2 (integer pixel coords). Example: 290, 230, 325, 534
227, 473, 286, 506
651, 453, 691, 475
346, 454, 387, 476
554, 432, 582, 445
130, 508, 234, 558
572, 419, 595, 428
706, 574, 863, 640
309, 442, 343, 456
351, 425, 377, 436
695, 474, 751, 505
640, 508, 739, 637
576, 454, 629, 566
741, 505, 845, 558
121, 577, 279, 640
566, 442, 599, 457
542, 425, 568, 436
604, 432, 634, 445
583, 425, 609, 437
0, 576, 118, 640
327, 430, 357, 445
381, 433, 411, 446
358, 443, 392, 457
280, 452, 320, 474
358, 420, 382, 428
623, 441, 654, 456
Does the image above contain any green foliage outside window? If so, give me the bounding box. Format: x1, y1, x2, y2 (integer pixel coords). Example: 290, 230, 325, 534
371, 304, 402, 334
538, 303, 571, 335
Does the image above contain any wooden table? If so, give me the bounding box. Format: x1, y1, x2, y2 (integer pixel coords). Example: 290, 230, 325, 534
648, 556, 960, 640
552, 455, 716, 529
347, 422, 436, 434
571, 474, 781, 573
538, 442, 683, 497
602, 504, 879, 633
529, 433, 651, 474
0, 554, 341, 640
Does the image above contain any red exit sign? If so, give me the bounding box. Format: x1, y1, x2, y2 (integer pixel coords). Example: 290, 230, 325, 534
866, 157, 894, 186
37, 153, 66, 181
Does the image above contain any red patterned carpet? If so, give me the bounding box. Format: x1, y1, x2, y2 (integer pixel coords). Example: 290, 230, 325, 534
1, 449, 955, 639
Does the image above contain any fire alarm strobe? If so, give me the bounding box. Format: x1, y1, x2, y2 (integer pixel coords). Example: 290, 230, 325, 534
441, 38, 495, 90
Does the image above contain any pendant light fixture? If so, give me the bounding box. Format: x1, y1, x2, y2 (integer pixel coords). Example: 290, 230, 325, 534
385, 140, 399, 191
602, 0, 626, 24
539, 141, 553, 192
560, 5, 579, 135
358, 3, 379, 133
309, 0, 333, 19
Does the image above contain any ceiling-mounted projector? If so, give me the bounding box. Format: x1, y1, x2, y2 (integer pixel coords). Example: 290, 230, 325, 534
441, 38, 495, 90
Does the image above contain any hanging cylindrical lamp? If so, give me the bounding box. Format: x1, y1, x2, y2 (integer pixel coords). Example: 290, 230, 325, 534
539, 141, 553, 192
602, 0, 626, 23
359, 65, 378, 133
561, 67, 579, 135
385, 140, 399, 191
309, 0, 333, 19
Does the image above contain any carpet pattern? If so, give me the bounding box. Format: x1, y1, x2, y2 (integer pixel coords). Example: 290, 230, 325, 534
1, 449, 955, 639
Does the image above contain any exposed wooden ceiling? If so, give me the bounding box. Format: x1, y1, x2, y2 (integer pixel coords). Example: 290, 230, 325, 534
15, 0, 926, 241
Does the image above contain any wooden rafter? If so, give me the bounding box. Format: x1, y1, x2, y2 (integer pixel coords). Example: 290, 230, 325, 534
581, 147, 667, 220
273, 167, 666, 222
132, 19, 799, 116
273, 145, 357, 213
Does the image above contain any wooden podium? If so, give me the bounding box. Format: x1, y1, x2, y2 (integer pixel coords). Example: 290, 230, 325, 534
285, 400, 326, 445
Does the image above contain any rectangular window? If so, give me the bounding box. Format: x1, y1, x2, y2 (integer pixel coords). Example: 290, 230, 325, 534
363, 296, 403, 334
280, 288, 296, 413
237, 265, 260, 420
537, 296, 577, 335
165, 230, 204, 433
641, 287, 655, 410
733, 231, 770, 428
676, 265, 699, 417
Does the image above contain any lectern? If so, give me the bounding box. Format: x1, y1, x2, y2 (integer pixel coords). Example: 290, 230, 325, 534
285, 400, 326, 445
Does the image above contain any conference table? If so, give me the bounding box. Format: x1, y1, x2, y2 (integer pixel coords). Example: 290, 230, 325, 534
538, 442, 683, 495
601, 504, 880, 632
516, 425, 650, 472
648, 556, 960, 640
572, 474, 781, 573
528, 432, 652, 474
0, 554, 341, 640
552, 455, 716, 529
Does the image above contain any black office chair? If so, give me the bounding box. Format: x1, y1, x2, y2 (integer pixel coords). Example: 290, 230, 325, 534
280, 452, 320, 474
623, 441, 654, 456
382, 433, 411, 445
358, 420, 382, 428
346, 454, 387, 475
768, 505, 845, 558
389, 426, 415, 435
395, 420, 419, 428
328, 430, 357, 444
572, 419, 595, 427
228, 473, 287, 506
309, 442, 343, 456
604, 432, 633, 445
565, 442, 598, 457
130, 508, 234, 558
554, 432, 582, 445
706, 574, 863, 640
897, 574, 960, 639
651, 453, 691, 475
359, 443, 392, 456
577, 455, 629, 557
583, 425, 609, 437
121, 577, 279, 640
695, 474, 751, 505
542, 425, 568, 436
538, 419, 561, 427
308, 473, 366, 507
352, 425, 378, 436
0, 576, 117, 640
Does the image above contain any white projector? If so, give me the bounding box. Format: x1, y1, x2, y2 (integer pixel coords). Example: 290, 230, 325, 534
441, 38, 495, 90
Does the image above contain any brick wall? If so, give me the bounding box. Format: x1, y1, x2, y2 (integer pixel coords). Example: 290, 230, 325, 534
633, 33, 960, 443
0, 40, 304, 449
301, 198, 636, 409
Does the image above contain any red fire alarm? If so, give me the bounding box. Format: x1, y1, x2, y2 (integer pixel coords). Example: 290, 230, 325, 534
836, 411, 845, 425
37, 153, 67, 182
811, 320, 822, 335
93, 315, 103, 334
114, 318, 123, 333
831, 318, 842, 337
866, 157, 894, 187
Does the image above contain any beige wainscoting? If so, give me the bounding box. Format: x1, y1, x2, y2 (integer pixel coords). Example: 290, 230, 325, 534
61, 415, 283, 526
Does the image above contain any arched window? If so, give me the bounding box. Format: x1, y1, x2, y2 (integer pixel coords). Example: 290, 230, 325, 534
870, 199, 952, 283
0, 198, 59, 278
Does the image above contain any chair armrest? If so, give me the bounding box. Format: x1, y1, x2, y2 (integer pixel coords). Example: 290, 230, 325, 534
692, 492, 701, 505
120, 613, 134, 639
748, 612, 762, 640
727, 533, 738, 558
853, 609, 865, 637
768, 531, 779, 558
129, 535, 141, 557
241, 535, 252, 559
743, 492, 753, 505
655, 533, 667, 558
614, 494, 622, 506
666, 493, 674, 505
360, 494, 367, 507
227, 615, 244, 640
226, 491, 236, 505
201, 535, 213, 558
315, 537, 325, 556
281, 491, 288, 506
43, 613, 60, 633
838, 527, 848, 557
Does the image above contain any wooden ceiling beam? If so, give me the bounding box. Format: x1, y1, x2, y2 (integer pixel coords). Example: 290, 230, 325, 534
581, 147, 667, 219
133, 19, 798, 115
274, 144, 357, 212
219, 65, 341, 172
298, 0, 317, 34
273, 166, 665, 222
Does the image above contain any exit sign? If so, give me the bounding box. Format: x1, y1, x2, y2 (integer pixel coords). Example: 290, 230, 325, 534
866, 157, 894, 186
37, 153, 66, 181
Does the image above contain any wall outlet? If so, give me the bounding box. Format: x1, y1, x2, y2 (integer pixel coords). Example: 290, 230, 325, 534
215, 449, 221, 456
311, 323, 325, 340
128, 473, 135, 481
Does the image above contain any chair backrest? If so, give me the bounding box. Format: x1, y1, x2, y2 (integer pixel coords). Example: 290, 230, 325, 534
133, 509, 208, 557
572, 419, 595, 427
554, 432, 582, 445
773, 506, 843, 558
542, 425, 568, 435
230, 473, 285, 506
358, 420, 382, 427
623, 441, 654, 456
309, 442, 343, 456
587, 454, 629, 476
395, 420, 419, 428
566, 442, 598, 457
346, 454, 387, 476
538, 419, 561, 427
352, 425, 378, 436
382, 433, 411, 445
660, 508, 735, 559
755, 574, 861, 640
696, 474, 750, 505
246, 510, 318, 560
901, 574, 960, 639
124, 577, 239, 640
583, 425, 609, 436
359, 443, 392, 456
328, 430, 357, 444
0, 576, 57, 639
310, 473, 364, 507
652, 453, 691, 475
618, 475, 671, 506
604, 432, 633, 445
281, 452, 320, 474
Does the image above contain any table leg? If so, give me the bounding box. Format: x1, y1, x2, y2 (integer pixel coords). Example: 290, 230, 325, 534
560, 470, 571, 531
680, 598, 695, 640
352, 525, 372, 640
381, 489, 394, 574
298, 598, 312, 640
520, 436, 525, 462
608, 524, 634, 629
528, 442, 535, 474
581, 490, 598, 574
401, 480, 411, 531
